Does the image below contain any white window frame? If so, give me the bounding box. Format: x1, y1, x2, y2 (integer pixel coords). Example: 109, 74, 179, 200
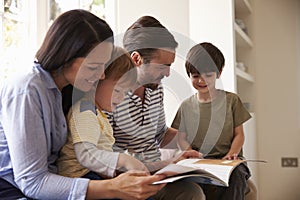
0, 0, 3, 50
0, 0, 109, 83
0, 0, 34, 82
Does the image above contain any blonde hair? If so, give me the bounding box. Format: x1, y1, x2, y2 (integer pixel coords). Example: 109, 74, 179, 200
105, 46, 137, 83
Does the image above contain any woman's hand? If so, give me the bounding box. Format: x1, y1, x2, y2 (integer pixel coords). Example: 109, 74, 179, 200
87, 171, 166, 199
117, 153, 149, 173
110, 171, 166, 200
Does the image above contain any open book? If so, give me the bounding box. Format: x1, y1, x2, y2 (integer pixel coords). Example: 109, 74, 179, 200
153, 158, 266, 187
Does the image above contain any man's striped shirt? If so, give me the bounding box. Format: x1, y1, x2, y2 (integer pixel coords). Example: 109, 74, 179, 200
103, 84, 168, 163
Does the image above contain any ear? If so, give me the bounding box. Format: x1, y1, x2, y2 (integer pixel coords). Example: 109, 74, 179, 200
131, 51, 143, 66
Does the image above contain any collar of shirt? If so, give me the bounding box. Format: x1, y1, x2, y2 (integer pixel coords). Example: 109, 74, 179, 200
34, 62, 60, 91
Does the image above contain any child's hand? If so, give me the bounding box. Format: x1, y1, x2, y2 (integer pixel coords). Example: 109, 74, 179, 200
223, 153, 239, 160
117, 153, 149, 173
172, 150, 202, 163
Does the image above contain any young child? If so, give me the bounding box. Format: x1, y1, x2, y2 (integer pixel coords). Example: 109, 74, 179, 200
171, 42, 251, 200
57, 47, 148, 180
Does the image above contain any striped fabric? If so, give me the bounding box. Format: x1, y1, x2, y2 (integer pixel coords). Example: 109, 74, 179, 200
57, 99, 115, 178
70, 99, 115, 150
103, 85, 168, 163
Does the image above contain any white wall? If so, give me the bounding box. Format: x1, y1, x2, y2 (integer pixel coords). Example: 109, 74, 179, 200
113, 1, 300, 199
189, 0, 260, 187
108, 0, 194, 125
242, 113, 258, 186
254, 0, 300, 199
189, 0, 236, 93
110, 0, 189, 35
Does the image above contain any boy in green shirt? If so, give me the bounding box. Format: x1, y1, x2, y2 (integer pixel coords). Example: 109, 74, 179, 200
172, 42, 251, 200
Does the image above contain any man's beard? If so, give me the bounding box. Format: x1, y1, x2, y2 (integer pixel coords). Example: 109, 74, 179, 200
143, 83, 159, 90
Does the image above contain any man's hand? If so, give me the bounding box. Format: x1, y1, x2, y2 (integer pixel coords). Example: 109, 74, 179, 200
172, 150, 202, 163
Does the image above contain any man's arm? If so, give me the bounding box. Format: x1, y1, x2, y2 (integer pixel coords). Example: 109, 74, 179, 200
177, 131, 193, 151
145, 150, 202, 173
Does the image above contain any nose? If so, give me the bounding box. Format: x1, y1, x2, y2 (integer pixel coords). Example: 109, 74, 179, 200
100, 72, 105, 80
95, 66, 105, 80
163, 66, 170, 77
198, 76, 205, 83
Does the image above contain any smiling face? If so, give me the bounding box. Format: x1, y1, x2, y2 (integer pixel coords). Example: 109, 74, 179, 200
63, 42, 113, 92
190, 71, 219, 96
96, 78, 132, 112
136, 49, 175, 90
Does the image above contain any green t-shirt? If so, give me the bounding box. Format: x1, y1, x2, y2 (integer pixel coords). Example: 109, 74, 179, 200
172, 90, 251, 158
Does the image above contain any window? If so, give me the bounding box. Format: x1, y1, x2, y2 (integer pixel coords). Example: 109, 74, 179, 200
50, 0, 106, 23
0, 0, 106, 83
0, 0, 31, 83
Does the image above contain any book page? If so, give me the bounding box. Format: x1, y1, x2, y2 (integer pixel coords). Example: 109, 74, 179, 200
153, 173, 225, 186
177, 159, 245, 184
153, 158, 266, 186
177, 158, 245, 167
154, 163, 197, 177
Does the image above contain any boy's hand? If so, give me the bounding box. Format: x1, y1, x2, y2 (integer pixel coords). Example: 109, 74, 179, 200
223, 153, 239, 160
117, 153, 149, 173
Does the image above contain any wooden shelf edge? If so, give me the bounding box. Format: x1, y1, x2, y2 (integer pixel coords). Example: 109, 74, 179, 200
236, 67, 254, 82
234, 22, 253, 48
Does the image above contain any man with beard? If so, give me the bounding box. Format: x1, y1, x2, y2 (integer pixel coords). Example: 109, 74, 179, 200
102, 16, 205, 200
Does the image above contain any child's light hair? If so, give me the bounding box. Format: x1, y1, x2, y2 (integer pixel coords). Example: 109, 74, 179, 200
105, 46, 137, 85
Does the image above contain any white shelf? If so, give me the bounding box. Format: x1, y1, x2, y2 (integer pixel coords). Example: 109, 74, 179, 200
236, 67, 254, 82
234, 22, 253, 48
235, 0, 252, 14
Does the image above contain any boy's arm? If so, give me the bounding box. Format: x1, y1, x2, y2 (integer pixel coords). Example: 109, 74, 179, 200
117, 153, 149, 172
222, 124, 245, 160
178, 131, 192, 151
74, 142, 120, 177
74, 143, 148, 176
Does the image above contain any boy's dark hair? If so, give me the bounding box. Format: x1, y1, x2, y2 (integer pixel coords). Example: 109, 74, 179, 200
185, 42, 225, 77
123, 16, 178, 63
36, 9, 113, 72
